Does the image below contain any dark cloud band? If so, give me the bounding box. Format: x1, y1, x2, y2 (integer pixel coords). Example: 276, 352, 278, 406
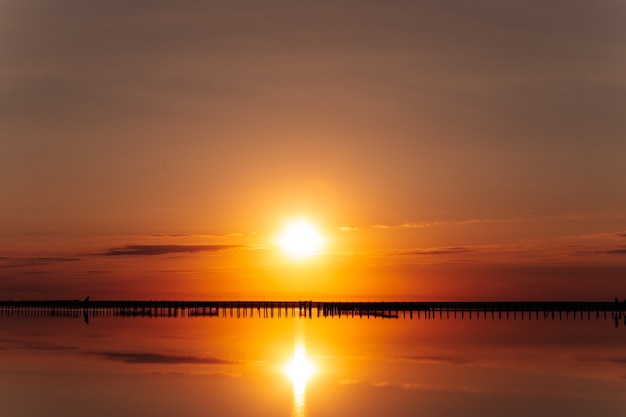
96, 245, 241, 256
92, 351, 238, 365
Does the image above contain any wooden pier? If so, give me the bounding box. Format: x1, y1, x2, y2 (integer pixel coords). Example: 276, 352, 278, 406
0, 300, 625, 326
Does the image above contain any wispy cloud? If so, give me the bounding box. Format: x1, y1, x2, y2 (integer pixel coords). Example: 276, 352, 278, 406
370, 218, 510, 230
569, 247, 626, 257
397, 355, 471, 365
0, 257, 81, 268
400, 247, 474, 256
349, 215, 626, 234
91, 351, 239, 365
148, 233, 242, 238
94, 244, 242, 256
606, 249, 626, 255
372, 222, 442, 230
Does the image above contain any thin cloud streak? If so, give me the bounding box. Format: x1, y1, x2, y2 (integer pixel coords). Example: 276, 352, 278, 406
397, 355, 471, 365
0, 257, 81, 268
400, 247, 473, 256
348, 214, 626, 233
148, 233, 242, 238
569, 247, 626, 257
91, 351, 239, 365
371, 218, 512, 230
95, 244, 242, 256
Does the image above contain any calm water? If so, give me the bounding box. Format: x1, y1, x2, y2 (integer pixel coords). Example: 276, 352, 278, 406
1, 311, 626, 417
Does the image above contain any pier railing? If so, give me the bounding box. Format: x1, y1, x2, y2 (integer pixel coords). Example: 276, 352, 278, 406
0, 300, 625, 325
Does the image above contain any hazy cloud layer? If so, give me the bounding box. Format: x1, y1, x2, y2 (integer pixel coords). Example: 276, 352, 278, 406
401, 247, 473, 256
606, 249, 626, 255
92, 351, 238, 365
570, 247, 626, 257
371, 218, 508, 230
398, 355, 471, 366
0, 257, 81, 268
95, 244, 242, 256
148, 233, 239, 238
3, 0, 626, 238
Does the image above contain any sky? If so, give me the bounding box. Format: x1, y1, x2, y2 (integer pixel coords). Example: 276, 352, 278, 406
1, 0, 626, 300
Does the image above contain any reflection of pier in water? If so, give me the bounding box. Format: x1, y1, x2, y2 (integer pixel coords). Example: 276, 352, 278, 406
1, 300, 626, 326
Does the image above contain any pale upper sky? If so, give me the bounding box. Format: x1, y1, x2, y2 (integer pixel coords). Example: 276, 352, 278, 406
1, 0, 626, 299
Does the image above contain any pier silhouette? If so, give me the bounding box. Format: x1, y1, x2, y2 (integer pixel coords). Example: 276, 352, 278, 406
1, 299, 625, 326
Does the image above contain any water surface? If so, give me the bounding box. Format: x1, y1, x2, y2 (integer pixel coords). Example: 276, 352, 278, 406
1, 311, 625, 416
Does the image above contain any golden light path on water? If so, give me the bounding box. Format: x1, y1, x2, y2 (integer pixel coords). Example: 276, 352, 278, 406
284, 343, 316, 417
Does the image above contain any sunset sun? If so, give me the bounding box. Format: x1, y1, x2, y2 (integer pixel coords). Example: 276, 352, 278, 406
277, 219, 325, 260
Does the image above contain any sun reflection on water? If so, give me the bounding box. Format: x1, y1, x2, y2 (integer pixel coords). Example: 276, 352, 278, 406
284, 344, 315, 417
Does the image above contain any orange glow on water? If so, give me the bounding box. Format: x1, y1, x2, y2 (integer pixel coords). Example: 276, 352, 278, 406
284, 344, 316, 416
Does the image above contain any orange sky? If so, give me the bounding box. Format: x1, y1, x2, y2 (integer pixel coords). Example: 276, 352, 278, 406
1, 0, 626, 300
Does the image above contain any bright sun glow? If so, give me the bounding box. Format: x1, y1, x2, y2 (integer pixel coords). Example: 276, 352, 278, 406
284, 345, 316, 403
277, 219, 325, 259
